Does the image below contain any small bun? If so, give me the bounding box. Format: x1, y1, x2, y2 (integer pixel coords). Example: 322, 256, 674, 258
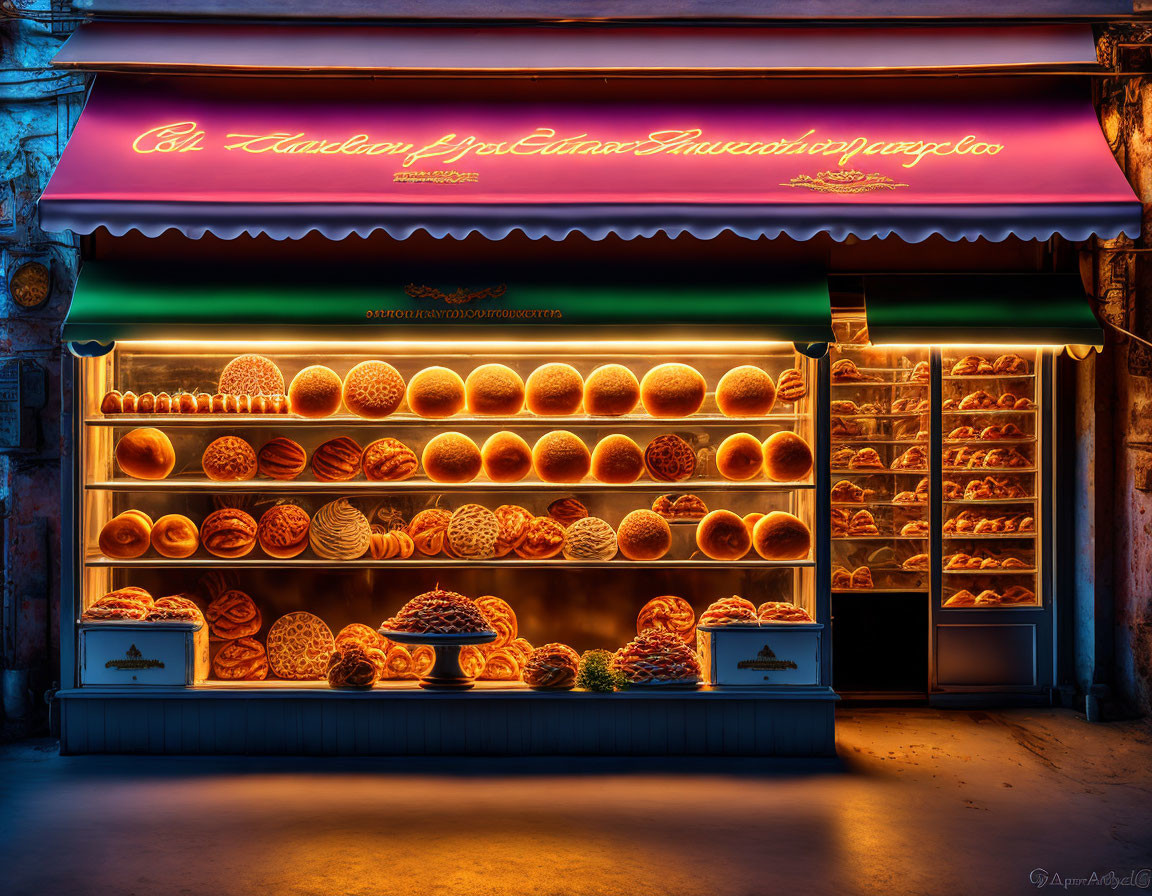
341, 360, 405, 419
716, 433, 764, 481
465, 364, 525, 415
532, 431, 591, 483
590, 434, 645, 484
257, 504, 311, 559
481, 431, 533, 483
525, 363, 584, 416
311, 436, 363, 482
640, 363, 706, 417
407, 367, 465, 418
115, 428, 176, 480
752, 512, 811, 560
202, 436, 257, 481
150, 513, 199, 559
200, 508, 258, 559
583, 364, 640, 416
716, 366, 776, 416
695, 510, 751, 561
99, 510, 153, 559
422, 432, 482, 483
762, 431, 813, 482
288, 365, 343, 418
257, 437, 307, 481
616, 509, 672, 561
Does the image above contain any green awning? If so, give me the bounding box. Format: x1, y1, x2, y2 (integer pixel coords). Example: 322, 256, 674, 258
863, 274, 1103, 348
62, 262, 833, 346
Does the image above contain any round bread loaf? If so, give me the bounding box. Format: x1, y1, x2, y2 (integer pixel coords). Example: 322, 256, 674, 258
341, 360, 405, 418
267, 611, 334, 680
762, 431, 814, 482
150, 513, 199, 559
212, 637, 269, 680
695, 509, 752, 560
561, 516, 618, 561
200, 508, 258, 559
218, 354, 284, 397
202, 435, 257, 481
311, 436, 363, 482
422, 432, 482, 483
362, 437, 418, 481
616, 509, 672, 561
481, 431, 533, 483
716, 433, 765, 481
115, 428, 176, 480
447, 503, 499, 560
590, 434, 645, 484
257, 504, 311, 559
288, 365, 343, 418
583, 364, 641, 416
532, 431, 591, 483
465, 364, 525, 415
407, 366, 465, 418
525, 363, 584, 415
640, 363, 706, 417
752, 511, 812, 560
257, 437, 307, 480
205, 590, 262, 640
309, 498, 371, 561
98, 510, 153, 559
716, 366, 776, 416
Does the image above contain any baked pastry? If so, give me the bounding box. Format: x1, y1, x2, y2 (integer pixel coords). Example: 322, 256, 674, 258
757, 601, 813, 623
149, 513, 199, 559
384, 587, 492, 635
515, 516, 566, 559
762, 431, 814, 481
475, 595, 517, 647
493, 504, 533, 556
611, 629, 701, 683
406, 366, 466, 418
848, 447, 884, 471
532, 430, 591, 483
98, 510, 153, 559
699, 595, 758, 626
905, 361, 930, 384
640, 363, 706, 417
583, 364, 640, 416
651, 493, 708, 520
257, 437, 307, 480
326, 641, 386, 689
206, 590, 262, 640
643, 434, 696, 482
716, 433, 764, 481
831, 416, 865, 439
479, 647, 524, 681
447, 503, 499, 560
892, 491, 919, 504
525, 363, 584, 415
257, 504, 311, 559
198, 435, 256, 482
831, 400, 860, 414
848, 510, 879, 536
716, 365, 776, 416
831, 359, 879, 382
974, 590, 1002, 607
636, 596, 696, 644
523, 643, 580, 690
82, 587, 154, 621
118, 391, 139, 413
742, 512, 765, 535
695, 510, 751, 561
901, 520, 929, 537
832, 567, 852, 589
590, 434, 645, 484
831, 447, 856, 469
464, 363, 525, 415
892, 446, 927, 470
309, 499, 371, 561
219, 354, 284, 397
831, 510, 850, 538
562, 516, 618, 561
200, 508, 258, 558
775, 368, 807, 403
950, 355, 994, 376
617, 509, 672, 561
993, 353, 1029, 375
100, 390, 123, 414
115, 428, 176, 480
362, 437, 419, 481
266, 611, 335, 680
943, 590, 976, 608
288, 365, 343, 417
381, 643, 415, 680
212, 637, 269, 680
422, 432, 482, 483
369, 528, 416, 560
334, 623, 387, 652
851, 566, 874, 589
1002, 585, 1036, 604
831, 480, 865, 503
147, 595, 204, 623
408, 508, 453, 556
547, 497, 588, 527
311, 436, 363, 481
341, 360, 405, 419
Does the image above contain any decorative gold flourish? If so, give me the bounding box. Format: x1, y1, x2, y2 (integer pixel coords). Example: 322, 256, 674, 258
781, 170, 909, 194
404, 283, 508, 305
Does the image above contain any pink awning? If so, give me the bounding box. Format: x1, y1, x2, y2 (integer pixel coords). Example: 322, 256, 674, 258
40, 76, 1139, 242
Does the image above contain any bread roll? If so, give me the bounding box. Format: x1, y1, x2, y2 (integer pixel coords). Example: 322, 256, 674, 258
407, 366, 465, 418
716, 433, 764, 481
200, 508, 258, 559
481, 431, 533, 482
288, 365, 343, 418
202, 435, 257, 481
257, 437, 307, 480
752, 511, 811, 560
422, 432, 482, 483
525, 363, 583, 415
695, 510, 751, 561
98, 510, 153, 559
716, 366, 776, 416
590, 434, 645, 484
257, 504, 311, 559
311, 436, 363, 482
219, 354, 284, 397
150, 513, 199, 559
465, 364, 525, 415
583, 364, 640, 416
532, 431, 591, 483
616, 509, 671, 561
341, 360, 405, 418
640, 363, 706, 417
115, 428, 176, 480
762, 431, 813, 482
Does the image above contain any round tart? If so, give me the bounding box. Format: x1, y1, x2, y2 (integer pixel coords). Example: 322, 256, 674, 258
644, 434, 696, 482
465, 364, 525, 415
309, 498, 371, 561
362, 437, 419, 481
640, 363, 706, 418
218, 354, 284, 397
212, 637, 269, 680
115, 428, 176, 480
636, 596, 696, 644
385, 587, 492, 635
422, 432, 482, 483
266, 611, 335, 680
150, 513, 199, 559
257, 437, 307, 480
205, 589, 262, 640
583, 364, 641, 416
616, 509, 672, 561
525, 363, 584, 415
561, 516, 618, 561
341, 360, 405, 419
590, 434, 645, 484
202, 435, 257, 481
716, 366, 776, 416
257, 504, 311, 559
406, 366, 465, 418
493, 504, 533, 557
611, 629, 701, 684
446, 503, 499, 560
311, 436, 364, 482
200, 508, 258, 559
532, 430, 591, 483
481, 431, 533, 483
288, 365, 343, 418
763, 431, 814, 482
752, 511, 812, 561
523, 643, 580, 690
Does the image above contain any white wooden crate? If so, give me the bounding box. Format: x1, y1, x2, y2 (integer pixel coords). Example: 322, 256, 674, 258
79, 621, 209, 686
697, 624, 823, 687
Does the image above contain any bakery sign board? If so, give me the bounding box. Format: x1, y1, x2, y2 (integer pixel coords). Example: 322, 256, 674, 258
697, 624, 822, 687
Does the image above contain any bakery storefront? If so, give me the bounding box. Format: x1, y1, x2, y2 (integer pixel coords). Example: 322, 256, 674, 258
40, 31, 1139, 754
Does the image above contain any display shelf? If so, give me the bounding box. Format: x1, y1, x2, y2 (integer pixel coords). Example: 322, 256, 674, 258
830, 439, 929, 446
942, 533, 1036, 541
832, 587, 927, 594
84, 412, 802, 428
832, 535, 927, 541
83, 555, 816, 570
941, 568, 1038, 576
830, 381, 927, 389
942, 438, 1035, 446
944, 497, 1037, 505
942, 373, 1035, 381
85, 478, 815, 493
831, 500, 927, 507
828, 413, 929, 420
941, 409, 1036, 417
829, 468, 927, 476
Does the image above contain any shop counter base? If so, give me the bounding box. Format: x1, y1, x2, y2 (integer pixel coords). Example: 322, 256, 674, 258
56, 684, 838, 757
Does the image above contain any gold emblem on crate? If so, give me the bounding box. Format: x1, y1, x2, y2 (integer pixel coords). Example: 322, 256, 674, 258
781, 170, 909, 194
736, 644, 798, 672
104, 644, 165, 671
404, 283, 508, 305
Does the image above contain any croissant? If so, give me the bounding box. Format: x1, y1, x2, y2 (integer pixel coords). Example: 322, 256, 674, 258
831, 359, 871, 382
849, 510, 879, 535
947, 426, 977, 441
850, 566, 874, 588
831, 447, 856, 468
891, 447, 927, 470
831, 400, 861, 414
980, 557, 1001, 569
832, 480, 866, 503
942, 398, 958, 411
1001, 557, 1029, 569
1019, 516, 1035, 532
1002, 585, 1036, 604
942, 479, 963, 500
893, 491, 919, 505
974, 590, 1003, 606
849, 448, 885, 470
902, 553, 930, 571
832, 567, 853, 589
831, 509, 850, 537
1014, 397, 1034, 410
944, 590, 976, 607
996, 392, 1019, 409
944, 553, 971, 570
906, 362, 930, 384
993, 353, 1029, 375
891, 398, 915, 412
960, 390, 997, 411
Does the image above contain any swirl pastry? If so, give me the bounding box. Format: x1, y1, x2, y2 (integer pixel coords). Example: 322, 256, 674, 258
515, 516, 566, 560
326, 641, 386, 689
309, 498, 371, 561
480, 648, 523, 681
382, 643, 416, 680
698, 595, 758, 626
212, 637, 269, 680
150, 513, 199, 559
523, 643, 580, 690
562, 516, 618, 561
257, 437, 307, 480
206, 589, 262, 640
311, 437, 363, 482
334, 623, 386, 652
757, 602, 813, 623
475, 595, 517, 648
611, 630, 701, 684
98, 510, 153, 559
200, 508, 258, 559
411, 645, 435, 677
636, 596, 696, 644
266, 611, 335, 680
775, 368, 807, 403
362, 437, 419, 481
408, 508, 453, 556
385, 588, 492, 635
511, 638, 534, 663
369, 528, 416, 560
447, 503, 499, 560
460, 646, 486, 680
493, 504, 533, 556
